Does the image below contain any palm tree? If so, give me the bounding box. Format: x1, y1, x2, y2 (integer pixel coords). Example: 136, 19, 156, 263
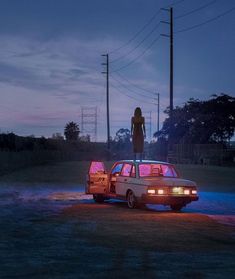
64, 121, 80, 141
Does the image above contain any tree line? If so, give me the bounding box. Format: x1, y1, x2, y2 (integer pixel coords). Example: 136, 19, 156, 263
0, 94, 234, 154
154, 94, 235, 144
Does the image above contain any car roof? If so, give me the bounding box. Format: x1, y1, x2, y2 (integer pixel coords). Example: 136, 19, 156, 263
114, 160, 172, 165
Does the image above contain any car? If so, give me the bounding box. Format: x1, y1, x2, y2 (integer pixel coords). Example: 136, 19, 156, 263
86, 160, 199, 211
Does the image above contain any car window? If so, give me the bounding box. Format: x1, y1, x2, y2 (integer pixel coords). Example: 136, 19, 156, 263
89, 161, 105, 174
161, 165, 178, 177
121, 163, 132, 177
139, 164, 178, 178
111, 163, 123, 175
131, 165, 136, 177
139, 164, 160, 177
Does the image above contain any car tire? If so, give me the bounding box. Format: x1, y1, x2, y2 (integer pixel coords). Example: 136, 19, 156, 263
127, 190, 137, 209
93, 194, 105, 203
170, 204, 183, 211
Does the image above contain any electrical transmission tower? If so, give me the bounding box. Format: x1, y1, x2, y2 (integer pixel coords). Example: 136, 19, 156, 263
144, 111, 152, 142
80, 106, 98, 142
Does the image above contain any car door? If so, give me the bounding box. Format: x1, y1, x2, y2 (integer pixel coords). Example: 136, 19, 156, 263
109, 163, 123, 193
86, 161, 108, 194
116, 163, 133, 196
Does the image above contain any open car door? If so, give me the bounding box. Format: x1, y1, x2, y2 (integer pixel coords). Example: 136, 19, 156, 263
86, 161, 109, 194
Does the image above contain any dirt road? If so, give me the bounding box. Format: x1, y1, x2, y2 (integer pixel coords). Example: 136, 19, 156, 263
0, 185, 235, 278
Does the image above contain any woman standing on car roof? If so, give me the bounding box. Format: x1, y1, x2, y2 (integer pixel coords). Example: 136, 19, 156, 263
131, 107, 146, 161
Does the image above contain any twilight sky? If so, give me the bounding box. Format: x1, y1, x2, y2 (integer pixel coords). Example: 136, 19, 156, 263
0, 0, 234, 141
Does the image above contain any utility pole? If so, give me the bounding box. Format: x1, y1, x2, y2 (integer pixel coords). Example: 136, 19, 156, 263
157, 93, 160, 133
102, 54, 110, 151
161, 7, 174, 140
154, 93, 160, 134
170, 7, 173, 126
161, 7, 174, 161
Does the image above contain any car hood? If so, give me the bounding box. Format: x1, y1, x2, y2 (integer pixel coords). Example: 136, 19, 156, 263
142, 177, 197, 187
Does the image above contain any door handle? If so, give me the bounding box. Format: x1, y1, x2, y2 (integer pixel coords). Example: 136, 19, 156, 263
124, 179, 127, 182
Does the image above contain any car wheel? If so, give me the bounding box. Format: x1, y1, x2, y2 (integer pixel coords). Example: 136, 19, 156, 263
127, 191, 137, 209
170, 204, 183, 211
93, 194, 105, 203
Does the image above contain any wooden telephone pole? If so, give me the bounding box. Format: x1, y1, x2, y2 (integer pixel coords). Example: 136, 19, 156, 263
102, 54, 110, 151
161, 7, 174, 136
161, 7, 174, 158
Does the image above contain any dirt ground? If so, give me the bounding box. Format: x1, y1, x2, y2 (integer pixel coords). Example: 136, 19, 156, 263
0, 186, 235, 279
0, 163, 235, 278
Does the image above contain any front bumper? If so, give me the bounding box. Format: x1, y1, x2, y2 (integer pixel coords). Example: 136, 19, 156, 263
139, 194, 199, 205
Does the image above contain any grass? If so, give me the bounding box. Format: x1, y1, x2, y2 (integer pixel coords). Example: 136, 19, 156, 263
0, 161, 234, 192
176, 164, 235, 192
63, 202, 235, 253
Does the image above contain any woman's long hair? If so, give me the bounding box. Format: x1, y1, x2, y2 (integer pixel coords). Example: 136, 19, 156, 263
134, 107, 142, 117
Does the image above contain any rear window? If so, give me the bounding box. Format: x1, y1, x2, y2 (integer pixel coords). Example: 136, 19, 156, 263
139, 164, 178, 178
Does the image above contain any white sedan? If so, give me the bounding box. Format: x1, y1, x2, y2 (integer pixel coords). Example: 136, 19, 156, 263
86, 160, 199, 211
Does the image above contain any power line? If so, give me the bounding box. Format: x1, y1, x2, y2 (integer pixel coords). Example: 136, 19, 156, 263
165, 0, 185, 8
175, 6, 235, 33
109, 0, 185, 55
109, 9, 161, 55
111, 81, 155, 105
111, 22, 161, 64
115, 72, 156, 95
175, 0, 217, 20
111, 35, 161, 73
110, 74, 156, 99
111, 81, 156, 105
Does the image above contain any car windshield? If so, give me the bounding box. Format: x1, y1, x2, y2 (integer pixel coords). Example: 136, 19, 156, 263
139, 163, 178, 178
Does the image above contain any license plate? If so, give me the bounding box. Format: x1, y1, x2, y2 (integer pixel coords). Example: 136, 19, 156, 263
172, 187, 184, 194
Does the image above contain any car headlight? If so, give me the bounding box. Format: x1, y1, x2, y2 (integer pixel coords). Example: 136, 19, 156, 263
147, 189, 155, 194
192, 190, 197, 195
184, 189, 190, 195
157, 189, 164, 195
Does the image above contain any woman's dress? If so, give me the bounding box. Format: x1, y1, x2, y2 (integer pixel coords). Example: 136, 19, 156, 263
132, 116, 144, 153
